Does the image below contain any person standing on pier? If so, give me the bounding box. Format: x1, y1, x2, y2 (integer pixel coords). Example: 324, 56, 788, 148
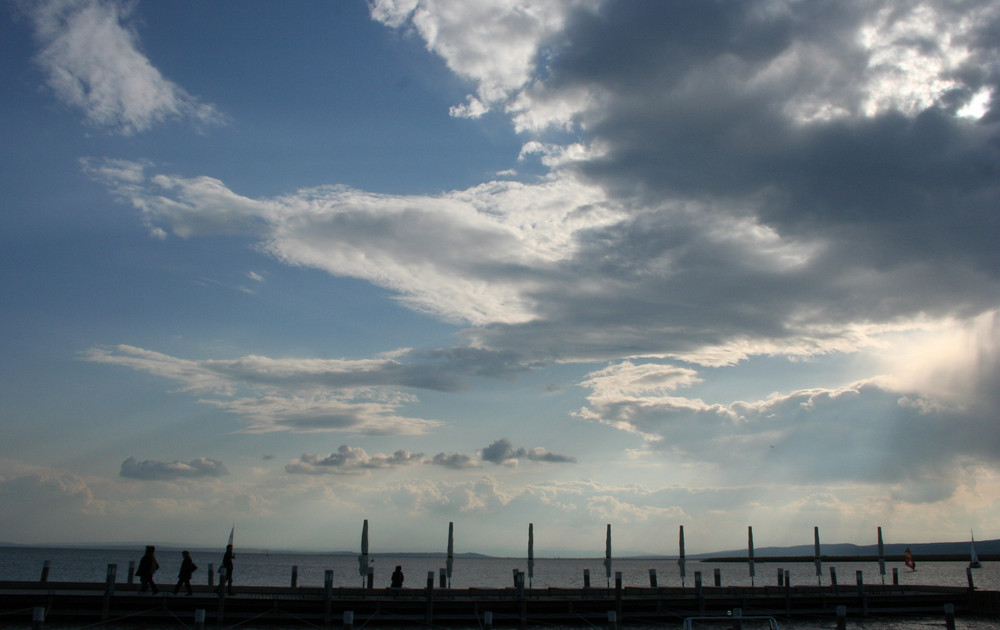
136, 545, 160, 594
391, 565, 404, 588
173, 550, 197, 595
216, 544, 234, 594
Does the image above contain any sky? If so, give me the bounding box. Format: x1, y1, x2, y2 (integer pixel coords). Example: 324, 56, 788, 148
2, 0, 1000, 558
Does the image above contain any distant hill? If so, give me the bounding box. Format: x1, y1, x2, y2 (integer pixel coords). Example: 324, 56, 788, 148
3, 539, 996, 561
698, 538, 1000, 562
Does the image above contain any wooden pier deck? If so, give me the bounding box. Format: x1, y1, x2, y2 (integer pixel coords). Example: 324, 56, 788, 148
0, 580, 995, 627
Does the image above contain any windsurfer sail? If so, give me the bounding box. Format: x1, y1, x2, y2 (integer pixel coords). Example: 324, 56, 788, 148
904, 548, 916, 571
970, 531, 982, 569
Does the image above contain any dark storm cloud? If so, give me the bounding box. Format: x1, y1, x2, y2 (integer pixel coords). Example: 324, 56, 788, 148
119, 457, 228, 481
480, 438, 577, 465
466, 0, 1000, 363
285, 446, 424, 475
549, 1, 1000, 269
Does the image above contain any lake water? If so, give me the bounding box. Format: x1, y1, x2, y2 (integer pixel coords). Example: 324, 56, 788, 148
1, 546, 997, 629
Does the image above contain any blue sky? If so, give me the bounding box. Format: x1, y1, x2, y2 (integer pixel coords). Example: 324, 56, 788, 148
2, 0, 1000, 557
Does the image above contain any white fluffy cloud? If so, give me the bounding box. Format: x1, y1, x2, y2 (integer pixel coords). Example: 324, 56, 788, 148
25, 0, 223, 134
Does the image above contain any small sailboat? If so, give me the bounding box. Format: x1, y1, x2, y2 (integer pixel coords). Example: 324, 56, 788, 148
969, 531, 982, 569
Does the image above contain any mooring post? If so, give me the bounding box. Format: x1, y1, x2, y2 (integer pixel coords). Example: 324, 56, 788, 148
944, 603, 956, 630
648, 568, 657, 588
584, 568, 591, 589
856, 570, 867, 616
777, 567, 783, 586
127, 560, 135, 585
105, 564, 117, 594
784, 569, 791, 617
39, 560, 50, 583
967, 567, 975, 591
208, 563, 215, 587
216, 592, 226, 624
343, 610, 354, 630
695, 571, 704, 616
714, 567, 721, 587
323, 570, 333, 626
101, 564, 116, 621
484, 611, 493, 630
892, 567, 899, 586
291, 565, 298, 588
615, 571, 623, 621
607, 610, 617, 630
194, 609, 206, 630
425, 571, 435, 624
518, 571, 528, 623
31, 607, 44, 630
367, 566, 374, 590
835, 605, 847, 630
830, 566, 837, 587
440, 567, 447, 588
733, 607, 743, 630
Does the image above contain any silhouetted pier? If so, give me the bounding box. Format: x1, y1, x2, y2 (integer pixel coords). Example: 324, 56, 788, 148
2, 578, 997, 627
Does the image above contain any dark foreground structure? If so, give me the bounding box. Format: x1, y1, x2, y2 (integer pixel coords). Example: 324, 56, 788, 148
2, 579, 1000, 628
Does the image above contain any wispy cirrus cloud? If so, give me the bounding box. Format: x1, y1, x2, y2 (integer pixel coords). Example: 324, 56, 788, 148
25, 0, 224, 134
83, 344, 456, 435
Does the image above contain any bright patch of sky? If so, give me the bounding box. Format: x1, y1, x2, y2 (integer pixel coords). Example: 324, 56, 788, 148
2, 0, 1000, 557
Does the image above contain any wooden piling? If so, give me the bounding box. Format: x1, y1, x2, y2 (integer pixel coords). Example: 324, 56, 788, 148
127, 560, 135, 584
830, 566, 837, 586
39, 560, 50, 583
893, 567, 899, 585
732, 607, 743, 630
584, 568, 591, 589
208, 562, 214, 587
100, 563, 116, 621
944, 603, 956, 630
323, 570, 333, 625
695, 571, 704, 616
967, 567, 975, 592
648, 568, 657, 588
291, 565, 298, 588
856, 570, 868, 617
713, 567, 721, 587
615, 571, 622, 621
835, 604, 846, 630
425, 571, 436, 624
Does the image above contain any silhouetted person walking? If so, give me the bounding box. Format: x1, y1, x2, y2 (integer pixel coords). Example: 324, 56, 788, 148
173, 550, 197, 595
216, 544, 234, 594
136, 546, 159, 594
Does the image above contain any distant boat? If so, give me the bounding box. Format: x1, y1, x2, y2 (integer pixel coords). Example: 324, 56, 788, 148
969, 531, 981, 569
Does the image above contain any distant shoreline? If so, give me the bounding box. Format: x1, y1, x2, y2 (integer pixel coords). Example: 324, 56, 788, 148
707, 554, 997, 563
